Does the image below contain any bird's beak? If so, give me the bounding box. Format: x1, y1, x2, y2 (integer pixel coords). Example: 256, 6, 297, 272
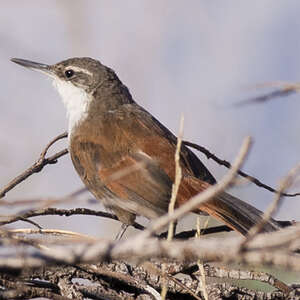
11, 58, 54, 77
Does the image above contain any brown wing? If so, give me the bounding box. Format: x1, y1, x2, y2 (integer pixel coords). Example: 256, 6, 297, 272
70, 103, 193, 221
93, 103, 211, 217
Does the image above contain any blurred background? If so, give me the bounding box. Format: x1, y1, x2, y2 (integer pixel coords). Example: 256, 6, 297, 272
1, 1, 300, 243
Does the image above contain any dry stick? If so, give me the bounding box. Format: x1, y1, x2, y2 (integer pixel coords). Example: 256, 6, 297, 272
0, 207, 145, 231
199, 265, 292, 295
183, 140, 300, 197
0, 132, 69, 198
115, 226, 300, 269
0, 188, 87, 208
0, 233, 37, 247
17, 217, 43, 229
161, 116, 184, 300
234, 82, 300, 106
6, 210, 288, 240
195, 217, 209, 300
240, 164, 300, 252
178, 263, 291, 294
39, 131, 68, 160
9, 228, 97, 241
167, 115, 184, 241
235, 87, 296, 106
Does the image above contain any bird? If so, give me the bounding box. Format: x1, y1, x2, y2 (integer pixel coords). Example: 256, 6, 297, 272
11, 57, 282, 237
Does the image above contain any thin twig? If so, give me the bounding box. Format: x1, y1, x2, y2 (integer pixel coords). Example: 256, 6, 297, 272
0, 132, 68, 198
39, 131, 68, 160
0, 207, 145, 231
0, 228, 49, 250
167, 115, 184, 241
235, 87, 296, 106
234, 82, 300, 106
240, 164, 300, 251
162, 115, 184, 300
18, 217, 43, 229
196, 217, 209, 300
9, 228, 97, 241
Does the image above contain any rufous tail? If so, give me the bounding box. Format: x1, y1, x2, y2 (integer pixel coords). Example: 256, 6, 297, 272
198, 191, 281, 235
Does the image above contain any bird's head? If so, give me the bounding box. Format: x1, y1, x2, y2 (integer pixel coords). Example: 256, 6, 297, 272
11, 57, 124, 134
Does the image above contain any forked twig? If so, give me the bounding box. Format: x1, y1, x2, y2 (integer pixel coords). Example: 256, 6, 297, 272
0, 132, 68, 198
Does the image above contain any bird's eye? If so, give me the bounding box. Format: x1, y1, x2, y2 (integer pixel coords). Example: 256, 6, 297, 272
65, 69, 74, 78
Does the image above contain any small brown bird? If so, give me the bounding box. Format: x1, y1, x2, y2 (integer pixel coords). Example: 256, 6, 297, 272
11, 57, 281, 236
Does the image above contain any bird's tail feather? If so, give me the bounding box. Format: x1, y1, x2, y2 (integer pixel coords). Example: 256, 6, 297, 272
198, 192, 281, 235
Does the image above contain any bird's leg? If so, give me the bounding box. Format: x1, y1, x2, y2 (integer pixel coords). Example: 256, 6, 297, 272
172, 220, 178, 237
112, 208, 136, 240
115, 223, 129, 240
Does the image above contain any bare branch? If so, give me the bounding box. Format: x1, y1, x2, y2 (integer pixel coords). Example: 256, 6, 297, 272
162, 115, 184, 299
0, 207, 145, 231
234, 82, 300, 106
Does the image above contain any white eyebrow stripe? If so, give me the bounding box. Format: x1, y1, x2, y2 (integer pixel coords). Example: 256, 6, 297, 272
66, 66, 93, 76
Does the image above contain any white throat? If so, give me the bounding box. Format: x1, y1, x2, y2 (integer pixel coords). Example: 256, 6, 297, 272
53, 78, 92, 138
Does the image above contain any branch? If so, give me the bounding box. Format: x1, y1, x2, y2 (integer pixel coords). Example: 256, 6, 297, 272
0, 207, 145, 232
234, 81, 300, 106
201, 265, 292, 294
